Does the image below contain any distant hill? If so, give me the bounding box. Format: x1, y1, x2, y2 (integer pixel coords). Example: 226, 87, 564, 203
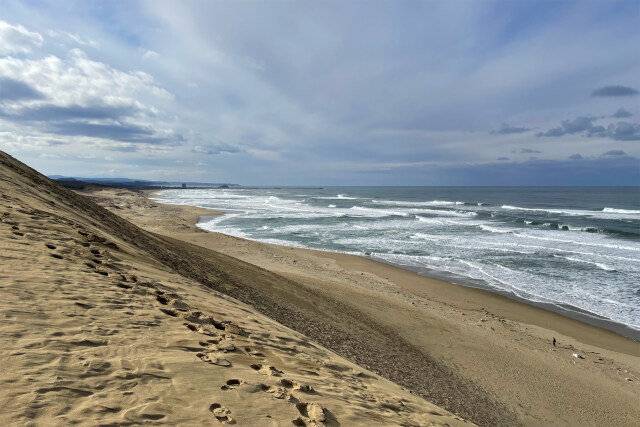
48, 175, 237, 189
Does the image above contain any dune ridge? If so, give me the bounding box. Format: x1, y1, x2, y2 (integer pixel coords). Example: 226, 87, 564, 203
0, 150, 470, 425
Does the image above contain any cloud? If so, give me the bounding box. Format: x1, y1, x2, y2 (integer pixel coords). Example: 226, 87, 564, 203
491, 123, 530, 135
0, 104, 137, 122
520, 148, 541, 154
608, 121, 640, 141
591, 85, 639, 97
536, 127, 565, 137
586, 125, 607, 137
497, 157, 510, 161
102, 145, 139, 152
569, 153, 583, 160
191, 143, 240, 155
612, 108, 632, 118
0, 77, 44, 101
47, 121, 181, 145
2, 3, 639, 185
536, 116, 640, 141
0, 21, 43, 55
602, 150, 626, 157
142, 50, 160, 61
0, 46, 178, 145
560, 116, 594, 134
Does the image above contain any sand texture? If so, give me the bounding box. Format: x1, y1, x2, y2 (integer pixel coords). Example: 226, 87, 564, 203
86, 186, 640, 427
0, 150, 470, 426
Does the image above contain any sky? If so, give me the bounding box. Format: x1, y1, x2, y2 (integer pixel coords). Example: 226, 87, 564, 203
0, 0, 638, 185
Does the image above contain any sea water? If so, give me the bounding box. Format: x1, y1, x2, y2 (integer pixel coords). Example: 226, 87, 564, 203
155, 187, 640, 335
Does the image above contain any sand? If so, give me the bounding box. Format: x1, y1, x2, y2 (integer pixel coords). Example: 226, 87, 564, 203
0, 151, 469, 426
84, 186, 640, 426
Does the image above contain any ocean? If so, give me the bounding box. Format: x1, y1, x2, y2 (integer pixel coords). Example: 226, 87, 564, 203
155, 187, 640, 337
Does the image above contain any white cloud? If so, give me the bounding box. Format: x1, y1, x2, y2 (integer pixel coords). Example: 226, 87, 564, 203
0, 21, 44, 55
142, 50, 160, 61
0, 48, 171, 111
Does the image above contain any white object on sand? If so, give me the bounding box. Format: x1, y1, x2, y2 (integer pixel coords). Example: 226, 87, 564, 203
573, 353, 585, 359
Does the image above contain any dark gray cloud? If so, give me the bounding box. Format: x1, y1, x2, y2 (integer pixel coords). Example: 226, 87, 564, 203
491, 124, 530, 135
520, 148, 542, 154
561, 116, 594, 134
497, 157, 510, 161
47, 121, 183, 145
0, 101, 180, 145
191, 143, 240, 155
609, 121, 640, 141
103, 145, 139, 152
0, 78, 44, 101
602, 150, 626, 157
536, 127, 565, 137
569, 153, 583, 160
591, 85, 639, 97
613, 108, 632, 118
536, 115, 640, 141
0, 104, 137, 122
586, 125, 607, 137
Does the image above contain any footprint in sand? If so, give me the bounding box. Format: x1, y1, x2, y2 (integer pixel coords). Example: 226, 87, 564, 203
197, 352, 232, 367
280, 378, 315, 393
292, 402, 327, 426
250, 364, 283, 377
209, 403, 235, 424
244, 347, 265, 357
220, 379, 242, 391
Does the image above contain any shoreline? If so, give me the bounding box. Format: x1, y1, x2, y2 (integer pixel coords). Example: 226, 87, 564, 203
194, 210, 640, 342
89, 187, 640, 425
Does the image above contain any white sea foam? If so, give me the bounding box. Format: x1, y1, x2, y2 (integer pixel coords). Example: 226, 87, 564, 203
502, 204, 640, 219
603, 207, 640, 214
553, 255, 616, 271
480, 225, 512, 234
373, 199, 467, 207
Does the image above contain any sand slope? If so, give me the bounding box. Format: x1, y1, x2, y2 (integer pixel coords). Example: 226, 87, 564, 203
0, 150, 470, 425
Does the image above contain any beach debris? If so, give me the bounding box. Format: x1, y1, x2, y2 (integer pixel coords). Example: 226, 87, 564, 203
573, 353, 585, 359
625, 377, 633, 382
553, 337, 556, 347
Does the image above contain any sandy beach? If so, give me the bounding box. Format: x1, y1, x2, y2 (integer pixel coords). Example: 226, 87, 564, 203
82, 186, 640, 426
0, 151, 470, 426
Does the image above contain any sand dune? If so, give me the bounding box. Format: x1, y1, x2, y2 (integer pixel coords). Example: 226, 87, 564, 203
0, 153, 472, 425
